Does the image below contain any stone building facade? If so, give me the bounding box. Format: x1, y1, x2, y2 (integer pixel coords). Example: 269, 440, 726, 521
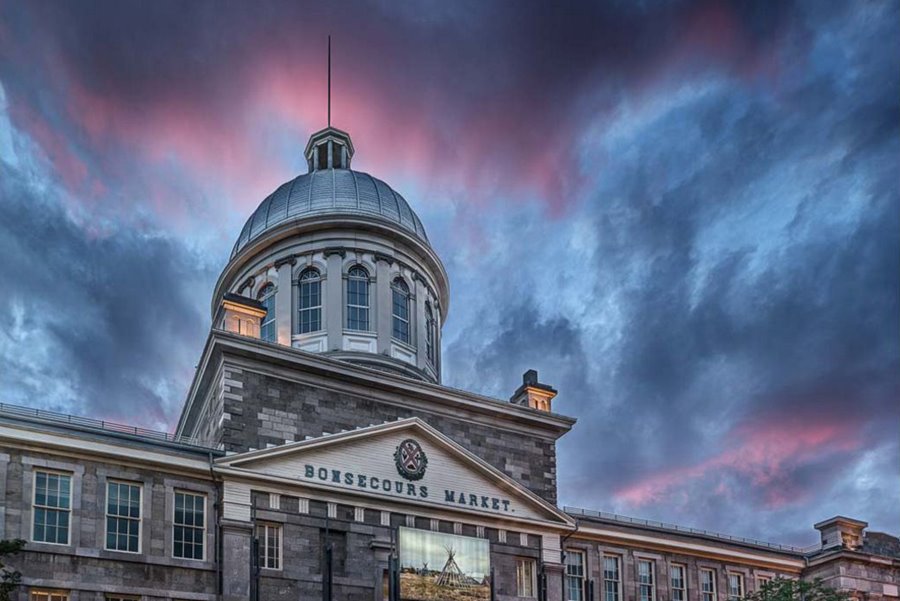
1, 125, 897, 601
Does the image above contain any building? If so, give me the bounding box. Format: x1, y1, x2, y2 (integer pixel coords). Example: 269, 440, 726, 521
2, 124, 897, 601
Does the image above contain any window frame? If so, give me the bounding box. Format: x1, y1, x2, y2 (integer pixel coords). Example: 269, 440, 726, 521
701, 568, 717, 601
516, 558, 537, 598
346, 266, 370, 332
565, 549, 586, 601
637, 559, 656, 601
257, 521, 283, 571
728, 573, 745, 601
104, 480, 142, 554
32, 470, 72, 546
756, 576, 772, 590
603, 555, 622, 601
30, 591, 69, 601
172, 490, 206, 561
258, 283, 277, 342
391, 277, 411, 344
298, 268, 322, 334
671, 564, 687, 601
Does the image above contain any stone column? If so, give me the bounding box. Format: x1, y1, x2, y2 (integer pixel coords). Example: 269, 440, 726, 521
545, 563, 565, 601
275, 259, 294, 346
414, 276, 428, 370
375, 255, 393, 354
222, 520, 253, 601
324, 250, 344, 351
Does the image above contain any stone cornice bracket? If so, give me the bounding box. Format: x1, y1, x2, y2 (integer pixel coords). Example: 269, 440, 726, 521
374, 251, 395, 265
274, 255, 297, 269
322, 247, 346, 259
238, 277, 255, 294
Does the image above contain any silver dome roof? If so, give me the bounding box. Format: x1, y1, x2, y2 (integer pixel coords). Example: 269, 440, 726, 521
231, 168, 429, 259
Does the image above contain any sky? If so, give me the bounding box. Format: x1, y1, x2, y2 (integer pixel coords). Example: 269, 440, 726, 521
0, 1, 897, 546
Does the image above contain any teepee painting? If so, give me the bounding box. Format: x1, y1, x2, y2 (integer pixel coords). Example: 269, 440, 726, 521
399, 528, 491, 601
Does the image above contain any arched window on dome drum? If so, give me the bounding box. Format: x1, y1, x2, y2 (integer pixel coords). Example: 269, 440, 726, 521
425, 302, 435, 364
298, 268, 321, 334
258, 283, 276, 342
391, 278, 410, 344
346, 266, 370, 331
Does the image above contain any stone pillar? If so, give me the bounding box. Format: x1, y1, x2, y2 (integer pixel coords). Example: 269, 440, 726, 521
414, 276, 428, 370
222, 520, 253, 601
545, 563, 565, 601
275, 259, 294, 346
375, 256, 392, 354
325, 250, 344, 351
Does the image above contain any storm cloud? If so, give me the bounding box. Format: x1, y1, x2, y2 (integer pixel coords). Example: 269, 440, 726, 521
0, 0, 896, 544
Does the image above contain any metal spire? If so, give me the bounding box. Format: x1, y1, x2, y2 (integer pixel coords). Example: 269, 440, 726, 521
327, 35, 331, 127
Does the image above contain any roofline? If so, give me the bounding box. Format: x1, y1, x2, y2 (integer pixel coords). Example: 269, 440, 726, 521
0, 401, 222, 459
565, 507, 817, 556
814, 515, 869, 529
176, 329, 576, 439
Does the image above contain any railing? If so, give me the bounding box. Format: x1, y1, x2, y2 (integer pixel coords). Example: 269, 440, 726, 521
564, 506, 816, 554
0, 401, 214, 450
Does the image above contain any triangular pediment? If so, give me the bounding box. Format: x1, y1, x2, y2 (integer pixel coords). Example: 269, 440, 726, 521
216, 418, 572, 526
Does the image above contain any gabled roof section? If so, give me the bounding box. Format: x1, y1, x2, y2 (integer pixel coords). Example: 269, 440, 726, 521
217, 417, 574, 528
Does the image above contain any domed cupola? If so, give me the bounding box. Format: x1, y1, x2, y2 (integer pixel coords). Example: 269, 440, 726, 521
213, 126, 449, 384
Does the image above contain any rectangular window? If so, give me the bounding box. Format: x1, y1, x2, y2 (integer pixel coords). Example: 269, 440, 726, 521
33, 471, 71, 545
638, 560, 655, 601
728, 574, 744, 601
30, 591, 69, 601
298, 272, 322, 333
756, 576, 772, 590
671, 565, 687, 601
106, 481, 141, 553
566, 550, 585, 601
257, 522, 282, 570
701, 569, 717, 601
516, 558, 536, 598
603, 556, 621, 601
173, 491, 205, 560
346, 273, 370, 331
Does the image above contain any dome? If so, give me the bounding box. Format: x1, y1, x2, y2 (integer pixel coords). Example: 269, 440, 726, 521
231, 168, 429, 259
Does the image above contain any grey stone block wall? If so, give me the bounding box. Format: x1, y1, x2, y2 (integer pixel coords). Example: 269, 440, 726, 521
2, 448, 218, 600
219, 366, 560, 504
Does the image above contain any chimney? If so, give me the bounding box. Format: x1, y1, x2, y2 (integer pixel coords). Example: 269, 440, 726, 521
814, 516, 868, 551
510, 370, 558, 412
216, 293, 268, 339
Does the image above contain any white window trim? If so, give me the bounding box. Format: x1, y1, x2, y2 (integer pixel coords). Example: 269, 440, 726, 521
637, 559, 656, 601
172, 490, 206, 562
104, 480, 142, 554
30, 590, 70, 601
32, 469, 72, 546
671, 563, 687, 601
728, 572, 745, 601
701, 568, 717, 601
565, 549, 587, 601
602, 554, 623, 601
257, 522, 283, 571
516, 558, 537, 598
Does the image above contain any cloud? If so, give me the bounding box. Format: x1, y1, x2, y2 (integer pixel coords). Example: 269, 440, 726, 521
0, 118, 216, 429
0, 0, 896, 544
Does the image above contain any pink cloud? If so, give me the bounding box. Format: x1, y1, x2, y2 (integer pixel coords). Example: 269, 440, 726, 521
614, 410, 865, 509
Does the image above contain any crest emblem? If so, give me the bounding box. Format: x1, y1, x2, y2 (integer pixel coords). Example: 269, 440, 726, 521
394, 438, 428, 481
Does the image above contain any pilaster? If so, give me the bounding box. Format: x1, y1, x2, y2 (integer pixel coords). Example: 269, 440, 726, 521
275, 260, 294, 345
325, 250, 344, 351
375, 255, 392, 354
